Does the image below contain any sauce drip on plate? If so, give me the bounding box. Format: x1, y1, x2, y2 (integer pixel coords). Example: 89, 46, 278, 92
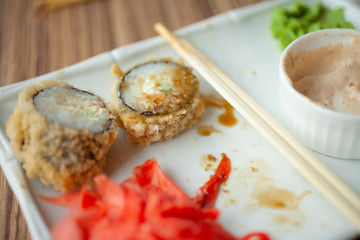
197, 125, 222, 136
202, 93, 238, 127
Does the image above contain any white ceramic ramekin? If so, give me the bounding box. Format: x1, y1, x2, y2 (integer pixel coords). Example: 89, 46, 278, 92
279, 29, 360, 159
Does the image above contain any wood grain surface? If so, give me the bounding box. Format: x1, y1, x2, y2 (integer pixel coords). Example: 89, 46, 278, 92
0, 0, 264, 239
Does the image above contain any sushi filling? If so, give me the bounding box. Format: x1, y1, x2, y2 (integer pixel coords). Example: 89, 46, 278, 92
34, 85, 112, 133
120, 61, 199, 115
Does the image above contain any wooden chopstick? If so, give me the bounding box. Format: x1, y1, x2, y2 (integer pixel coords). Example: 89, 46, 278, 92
154, 22, 360, 230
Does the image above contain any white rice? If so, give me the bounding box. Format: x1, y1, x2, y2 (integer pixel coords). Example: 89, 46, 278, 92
121, 61, 197, 115
34, 86, 112, 133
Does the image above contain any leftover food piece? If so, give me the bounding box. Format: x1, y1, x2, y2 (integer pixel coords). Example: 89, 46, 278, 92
6, 80, 118, 191
271, 1, 355, 50
42, 154, 271, 240
110, 60, 204, 145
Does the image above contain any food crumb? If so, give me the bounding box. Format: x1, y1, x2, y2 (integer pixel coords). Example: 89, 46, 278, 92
203, 21, 211, 29
247, 69, 256, 76
205, 163, 213, 171
200, 154, 218, 171
146, 55, 156, 61
176, 58, 184, 65
207, 154, 217, 162
56, 70, 65, 76
110, 64, 124, 77
240, 121, 248, 130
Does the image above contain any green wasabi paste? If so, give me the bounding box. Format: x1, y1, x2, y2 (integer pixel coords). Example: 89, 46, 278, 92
271, 1, 355, 50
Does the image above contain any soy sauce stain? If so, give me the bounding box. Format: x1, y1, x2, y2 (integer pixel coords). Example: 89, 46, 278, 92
252, 184, 310, 210
202, 93, 238, 127
197, 125, 222, 136
203, 93, 225, 108
218, 101, 237, 127
223, 158, 311, 228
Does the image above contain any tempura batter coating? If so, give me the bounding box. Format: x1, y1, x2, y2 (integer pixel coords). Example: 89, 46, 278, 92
110, 61, 204, 145
6, 80, 118, 192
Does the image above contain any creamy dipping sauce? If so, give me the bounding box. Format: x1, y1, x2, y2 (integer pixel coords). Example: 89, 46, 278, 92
285, 34, 360, 115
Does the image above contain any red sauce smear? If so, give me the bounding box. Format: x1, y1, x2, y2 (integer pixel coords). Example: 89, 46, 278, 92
41, 154, 270, 240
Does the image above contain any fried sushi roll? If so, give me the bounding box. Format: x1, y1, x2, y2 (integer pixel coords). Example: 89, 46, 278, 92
110, 60, 204, 145
6, 80, 118, 192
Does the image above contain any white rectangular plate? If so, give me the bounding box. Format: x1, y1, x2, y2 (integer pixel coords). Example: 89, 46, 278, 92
1, 0, 360, 239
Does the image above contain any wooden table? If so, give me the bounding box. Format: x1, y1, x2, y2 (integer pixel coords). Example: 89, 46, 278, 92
0, 0, 264, 239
